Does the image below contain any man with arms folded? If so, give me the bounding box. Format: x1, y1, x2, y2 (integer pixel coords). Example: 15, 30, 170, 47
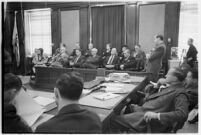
82, 48, 100, 69
119, 49, 135, 71
103, 48, 119, 70
146, 34, 166, 82
109, 67, 189, 133
35, 72, 102, 133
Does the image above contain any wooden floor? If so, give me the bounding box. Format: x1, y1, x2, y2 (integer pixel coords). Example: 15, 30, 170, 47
18, 75, 198, 133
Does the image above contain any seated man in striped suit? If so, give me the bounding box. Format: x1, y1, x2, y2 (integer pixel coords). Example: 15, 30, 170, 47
103, 48, 119, 70
69, 49, 85, 68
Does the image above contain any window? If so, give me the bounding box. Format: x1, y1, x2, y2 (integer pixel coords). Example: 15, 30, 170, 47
25, 8, 52, 56
178, 1, 198, 59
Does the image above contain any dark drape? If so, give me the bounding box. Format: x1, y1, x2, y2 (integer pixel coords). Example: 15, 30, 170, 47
51, 9, 61, 54
3, 10, 26, 75
91, 6, 124, 55
80, 7, 90, 52
16, 11, 26, 74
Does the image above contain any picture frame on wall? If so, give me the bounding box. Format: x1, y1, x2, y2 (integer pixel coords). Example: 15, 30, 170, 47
171, 47, 178, 59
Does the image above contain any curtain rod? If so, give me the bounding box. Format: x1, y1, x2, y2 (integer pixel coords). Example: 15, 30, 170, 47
89, 2, 135, 7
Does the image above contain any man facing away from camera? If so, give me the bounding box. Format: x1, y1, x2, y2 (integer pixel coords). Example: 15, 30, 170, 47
35, 72, 102, 133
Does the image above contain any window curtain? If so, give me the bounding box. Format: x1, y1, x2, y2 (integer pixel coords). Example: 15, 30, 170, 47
91, 6, 125, 55
3, 10, 26, 74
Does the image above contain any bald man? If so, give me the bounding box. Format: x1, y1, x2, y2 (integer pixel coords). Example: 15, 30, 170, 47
82, 48, 100, 69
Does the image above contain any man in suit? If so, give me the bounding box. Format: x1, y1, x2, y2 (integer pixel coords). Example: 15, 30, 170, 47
186, 38, 198, 68
103, 48, 119, 70
84, 43, 93, 57
3, 73, 32, 133
146, 34, 166, 82
119, 49, 135, 70
69, 49, 85, 68
109, 67, 189, 133
82, 48, 100, 69
35, 72, 102, 133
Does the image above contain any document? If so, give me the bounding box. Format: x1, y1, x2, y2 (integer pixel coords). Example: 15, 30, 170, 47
12, 89, 45, 126
33, 96, 57, 112
93, 93, 121, 101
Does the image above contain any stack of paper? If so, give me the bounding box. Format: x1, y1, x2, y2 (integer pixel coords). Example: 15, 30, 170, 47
93, 93, 120, 101
33, 96, 57, 112
13, 90, 45, 126
100, 83, 130, 93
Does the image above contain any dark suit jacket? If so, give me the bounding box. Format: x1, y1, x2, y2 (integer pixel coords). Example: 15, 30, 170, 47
187, 44, 198, 67
146, 43, 166, 81
35, 104, 102, 133
103, 55, 119, 69
120, 56, 135, 70
84, 49, 92, 57
3, 104, 32, 133
122, 83, 189, 133
72, 55, 85, 68
82, 55, 100, 69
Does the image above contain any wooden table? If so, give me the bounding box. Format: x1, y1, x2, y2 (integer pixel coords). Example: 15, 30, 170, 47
29, 76, 149, 133
34, 66, 152, 90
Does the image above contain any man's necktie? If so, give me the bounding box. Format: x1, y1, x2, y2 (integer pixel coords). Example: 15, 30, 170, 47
107, 55, 114, 65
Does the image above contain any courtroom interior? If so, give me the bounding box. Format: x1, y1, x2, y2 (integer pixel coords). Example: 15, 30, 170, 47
2, 1, 199, 134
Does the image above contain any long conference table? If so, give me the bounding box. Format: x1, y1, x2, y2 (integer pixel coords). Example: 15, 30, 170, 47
31, 66, 150, 133
33, 66, 152, 90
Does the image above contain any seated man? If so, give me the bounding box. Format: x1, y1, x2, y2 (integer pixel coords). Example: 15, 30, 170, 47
110, 67, 189, 133
35, 73, 102, 133
84, 43, 93, 57
119, 49, 135, 70
3, 73, 32, 133
132, 45, 146, 71
50, 47, 69, 68
69, 49, 85, 68
82, 48, 100, 69
184, 68, 198, 111
103, 48, 119, 70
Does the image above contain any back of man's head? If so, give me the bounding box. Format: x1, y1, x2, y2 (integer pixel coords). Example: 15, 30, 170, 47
55, 72, 83, 101
4, 73, 22, 92
172, 67, 186, 82
4, 73, 22, 103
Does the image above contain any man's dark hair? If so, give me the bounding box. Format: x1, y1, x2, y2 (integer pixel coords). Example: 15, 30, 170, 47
121, 45, 128, 49
4, 73, 22, 92
190, 68, 198, 80
56, 72, 84, 100
172, 68, 186, 82
156, 34, 164, 41
38, 48, 44, 55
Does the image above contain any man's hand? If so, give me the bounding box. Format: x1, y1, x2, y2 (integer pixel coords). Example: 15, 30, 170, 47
144, 111, 159, 123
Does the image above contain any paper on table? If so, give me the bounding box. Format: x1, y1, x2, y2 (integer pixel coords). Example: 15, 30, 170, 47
93, 93, 121, 101
13, 89, 45, 126
34, 96, 55, 107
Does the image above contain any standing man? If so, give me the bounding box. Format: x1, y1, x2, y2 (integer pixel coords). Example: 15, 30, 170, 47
186, 38, 198, 68
146, 35, 166, 82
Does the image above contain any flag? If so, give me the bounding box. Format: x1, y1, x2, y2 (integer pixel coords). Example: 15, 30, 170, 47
12, 11, 20, 67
